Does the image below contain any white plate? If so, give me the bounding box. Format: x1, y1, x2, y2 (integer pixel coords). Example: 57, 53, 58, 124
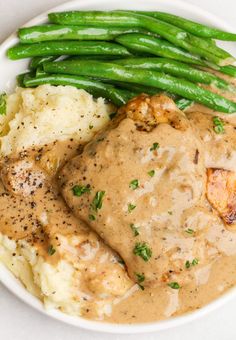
0, 0, 236, 334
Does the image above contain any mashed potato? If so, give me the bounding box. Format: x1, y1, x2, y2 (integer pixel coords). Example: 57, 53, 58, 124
0, 85, 114, 156
0, 85, 135, 320
0, 232, 134, 319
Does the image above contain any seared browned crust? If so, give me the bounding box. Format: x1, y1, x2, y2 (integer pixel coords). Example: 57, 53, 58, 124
118, 93, 188, 131
207, 168, 236, 225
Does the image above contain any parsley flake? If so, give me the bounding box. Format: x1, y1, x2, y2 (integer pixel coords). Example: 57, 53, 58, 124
185, 260, 191, 269
48, 245, 56, 256
148, 170, 155, 177
135, 273, 145, 283
133, 242, 152, 262
72, 184, 91, 197
185, 258, 199, 269
129, 179, 139, 190
128, 203, 136, 213
136, 273, 145, 290
185, 228, 194, 235
150, 142, 159, 151
192, 258, 199, 266
168, 282, 180, 289
130, 223, 140, 236
89, 214, 96, 221
91, 191, 105, 211
213, 116, 224, 134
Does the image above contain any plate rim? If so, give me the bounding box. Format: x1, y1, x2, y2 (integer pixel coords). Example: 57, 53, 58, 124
1, 0, 236, 334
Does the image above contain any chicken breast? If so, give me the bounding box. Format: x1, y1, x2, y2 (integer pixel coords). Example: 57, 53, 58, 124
59, 94, 210, 287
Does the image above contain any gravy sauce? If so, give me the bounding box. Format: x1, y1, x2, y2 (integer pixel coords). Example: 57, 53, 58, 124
1, 94, 236, 323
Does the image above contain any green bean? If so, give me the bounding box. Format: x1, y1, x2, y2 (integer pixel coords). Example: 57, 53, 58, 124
65, 55, 121, 61
93, 79, 180, 100
66, 51, 153, 61
23, 73, 135, 106
29, 56, 57, 69
19, 25, 149, 43
114, 57, 235, 91
108, 82, 161, 96
28, 51, 149, 70
219, 65, 236, 77
47, 10, 147, 27
48, 11, 233, 65
43, 60, 236, 113
116, 34, 205, 65
135, 11, 236, 41
7, 41, 132, 60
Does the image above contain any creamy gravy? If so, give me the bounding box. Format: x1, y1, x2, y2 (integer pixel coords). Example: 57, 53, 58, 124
108, 254, 236, 323
1, 95, 236, 323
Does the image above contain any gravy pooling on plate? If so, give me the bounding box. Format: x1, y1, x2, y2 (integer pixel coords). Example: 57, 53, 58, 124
1, 90, 236, 323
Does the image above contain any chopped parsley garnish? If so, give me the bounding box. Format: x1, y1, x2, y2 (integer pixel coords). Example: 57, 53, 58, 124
129, 179, 139, 190
192, 258, 199, 266
133, 242, 152, 262
89, 124, 93, 130
185, 228, 194, 235
185, 258, 199, 269
150, 142, 160, 151
91, 191, 105, 211
213, 116, 224, 134
185, 260, 191, 269
135, 273, 145, 283
109, 112, 117, 120
0, 93, 6, 115
89, 214, 96, 221
135, 273, 145, 290
148, 170, 155, 177
130, 223, 140, 236
168, 282, 180, 289
128, 203, 136, 213
72, 184, 91, 197
48, 245, 56, 256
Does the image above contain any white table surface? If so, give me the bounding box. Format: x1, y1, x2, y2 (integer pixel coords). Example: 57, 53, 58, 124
0, 0, 236, 339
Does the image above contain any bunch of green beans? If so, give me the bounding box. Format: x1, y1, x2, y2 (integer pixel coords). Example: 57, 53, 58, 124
7, 41, 132, 60
18, 25, 151, 43
42, 60, 236, 113
48, 11, 235, 65
6, 9, 236, 112
21, 71, 193, 111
